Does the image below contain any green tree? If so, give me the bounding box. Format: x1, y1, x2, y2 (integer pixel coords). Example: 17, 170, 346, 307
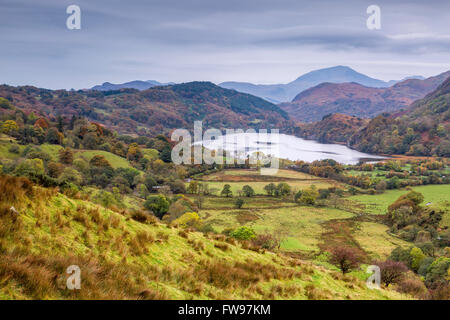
221, 184, 233, 197
298, 186, 319, 205
242, 185, 255, 197
144, 194, 170, 219
264, 183, 276, 196
275, 182, 291, 197
410, 247, 426, 272
14, 158, 45, 177
160, 145, 172, 163
0, 97, 14, 109
45, 127, 63, 144
234, 198, 244, 209
58, 167, 83, 185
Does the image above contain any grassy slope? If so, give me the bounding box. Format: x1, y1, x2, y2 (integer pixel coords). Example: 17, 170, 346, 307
74, 150, 132, 169
0, 185, 408, 300
349, 185, 450, 216
199, 205, 353, 252
0, 140, 132, 170
353, 222, 410, 261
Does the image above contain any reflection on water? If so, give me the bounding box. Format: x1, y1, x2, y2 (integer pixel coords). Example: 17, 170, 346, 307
200, 133, 385, 165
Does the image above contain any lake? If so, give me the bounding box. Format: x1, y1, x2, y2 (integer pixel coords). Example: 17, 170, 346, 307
200, 132, 385, 165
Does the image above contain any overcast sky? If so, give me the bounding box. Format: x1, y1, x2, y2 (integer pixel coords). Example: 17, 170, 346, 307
1, 0, 449, 89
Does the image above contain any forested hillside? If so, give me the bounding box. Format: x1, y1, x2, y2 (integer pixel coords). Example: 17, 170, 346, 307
349, 77, 450, 157
0, 82, 290, 136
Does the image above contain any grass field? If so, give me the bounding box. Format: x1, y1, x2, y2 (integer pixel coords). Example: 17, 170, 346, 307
203, 169, 319, 180
0, 139, 23, 160
198, 180, 338, 195
196, 169, 341, 195
349, 185, 450, 215
75, 150, 132, 169
199, 206, 354, 252
190, 196, 298, 210
353, 222, 411, 260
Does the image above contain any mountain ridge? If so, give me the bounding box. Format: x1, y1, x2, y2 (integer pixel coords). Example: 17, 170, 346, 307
0, 81, 290, 136
220, 66, 422, 103
91, 80, 175, 91
280, 70, 450, 122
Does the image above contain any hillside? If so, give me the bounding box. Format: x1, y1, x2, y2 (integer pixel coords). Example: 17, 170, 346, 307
220, 66, 394, 103
0, 82, 290, 136
293, 114, 369, 144
280, 71, 450, 122
0, 176, 408, 300
349, 77, 450, 156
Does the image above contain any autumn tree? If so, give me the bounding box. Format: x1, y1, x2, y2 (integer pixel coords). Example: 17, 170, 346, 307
1, 120, 19, 135
329, 246, 361, 274
89, 155, 111, 168
127, 142, 143, 162
58, 148, 74, 165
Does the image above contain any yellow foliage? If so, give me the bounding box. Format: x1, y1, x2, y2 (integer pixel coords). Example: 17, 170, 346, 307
172, 212, 200, 227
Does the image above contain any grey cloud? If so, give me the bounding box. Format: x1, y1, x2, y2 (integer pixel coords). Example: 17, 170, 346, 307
0, 0, 449, 89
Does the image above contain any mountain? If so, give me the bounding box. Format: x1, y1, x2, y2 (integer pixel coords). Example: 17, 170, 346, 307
0, 82, 290, 136
91, 80, 174, 91
220, 66, 397, 103
348, 76, 450, 156
280, 71, 450, 122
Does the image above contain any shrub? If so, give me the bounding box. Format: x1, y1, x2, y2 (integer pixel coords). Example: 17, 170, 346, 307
295, 186, 319, 205
144, 195, 169, 219
230, 226, 256, 241
376, 260, 408, 286
410, 247, 426, 272
8, 144, 20, 154
172, 212, 201, 228
425, 257, 450, 287
396, 277, 429, 299
251, 233, 280, 250
47, 162, 64, 178
58, 167, 82, 185
14, 158, 45, 177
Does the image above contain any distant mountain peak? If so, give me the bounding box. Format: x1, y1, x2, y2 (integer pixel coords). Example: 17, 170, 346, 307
91, 80, 174, 91
220, 66, 396, 103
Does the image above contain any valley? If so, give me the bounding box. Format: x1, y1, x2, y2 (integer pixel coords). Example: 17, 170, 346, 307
0, 68, 449, 301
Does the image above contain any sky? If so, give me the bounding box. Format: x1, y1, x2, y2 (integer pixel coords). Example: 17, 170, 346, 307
1, 0, 449, 89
